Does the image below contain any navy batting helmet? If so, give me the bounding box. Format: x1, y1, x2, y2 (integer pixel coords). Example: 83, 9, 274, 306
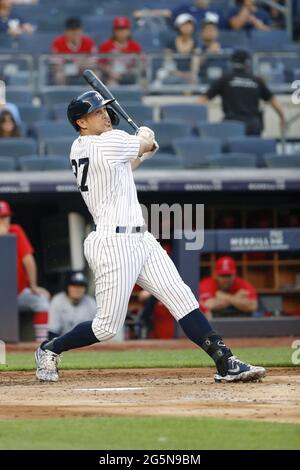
65, 271, 88, 288
67, 90, 120, 131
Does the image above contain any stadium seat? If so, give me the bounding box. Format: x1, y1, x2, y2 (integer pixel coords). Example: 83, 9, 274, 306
19, 105, 50, 125
207, 153, 258, 168
33, 120, 74, 141
52, 103, 69, 120
197, 121, 246, 141
140, 153, 182, 169
218, 31, 249, 49
19, 156, 71, 172
173, 137, 222, 168
0, 138, 37, 157
0, 34, 16, 51
110, 88, 143, 103
0, 157, 17, 171
145, 120, 193, 152
160, 104, 208, 128
120, 103, 153, 124
82, 15, 116, 36
249, 30, 290, 51
6, 90, 33, 105
41, 90, 82, 108
18, 33, 56, 54
44, 137, 74, 156
133, 30, 162, 52
226, 137, 277, 167
263, 153, 300, 168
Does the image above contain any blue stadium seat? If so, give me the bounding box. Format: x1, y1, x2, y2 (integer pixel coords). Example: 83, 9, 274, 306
111, 88, 143, 103
161, 104, 208, 128
173, 137, 222, 168
133, 30, 161, 52
0, 157, 17, 171
19, 156, 71, 172
0, 34, 16, 51
207, 153, 258, 168
226, 137, 277, 167
33, 120, 74, 141
44, 137, 74, 156
41, 90, 82, 108
19, 105, 50, 125
145, 120, 193, 152
82, 15, 116, 36
52, 104, 68, 121
0, 138, 37, 157
263, 153, 300, 168
140, 153, 182, 169
249, 30, 290, 51
18, 33, 56, 54
121, 103, 153, 124
6, 90, 33, 105
218, 31, 249, 49
197, 121, 246, 141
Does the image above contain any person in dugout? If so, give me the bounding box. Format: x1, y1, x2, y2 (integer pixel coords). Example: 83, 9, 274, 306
0, 200, 49, 341
199, 256, 258, 318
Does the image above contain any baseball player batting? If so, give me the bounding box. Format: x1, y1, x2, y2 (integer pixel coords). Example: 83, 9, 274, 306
35, 84, 266, 384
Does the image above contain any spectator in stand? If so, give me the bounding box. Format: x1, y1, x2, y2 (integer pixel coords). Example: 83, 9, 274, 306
227, 0, 271, 32
48, 271, 96, 340
99, 16, 142, 86
51, 17, 97, 86
199, 256, 258, 318
263, 0, 285, 29
199, 49, 285, 135
0, 0, 33, 37
200, 15, 222, 53
0, 109, 21, 137
0, 200, 50, 341
172, 0, 224, 28
154, 14, 200, 86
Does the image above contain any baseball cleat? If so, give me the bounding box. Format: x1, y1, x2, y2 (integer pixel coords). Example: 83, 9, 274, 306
214, 355, 266, 383
35, 346, 61, 382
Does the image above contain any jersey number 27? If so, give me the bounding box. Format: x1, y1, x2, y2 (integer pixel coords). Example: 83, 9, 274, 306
71, 158, 89, 192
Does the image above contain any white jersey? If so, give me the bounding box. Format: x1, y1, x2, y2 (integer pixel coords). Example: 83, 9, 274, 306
70, 130, 144, 227
70, 128, 198, 343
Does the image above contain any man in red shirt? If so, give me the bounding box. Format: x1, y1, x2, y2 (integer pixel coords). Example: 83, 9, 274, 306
99, 16, 142, 85
0, 200, 49, 341
51, 17, 97, 85
199, 256, 258, 317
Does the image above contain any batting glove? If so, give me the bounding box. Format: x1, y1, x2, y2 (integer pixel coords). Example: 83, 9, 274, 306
139, 140, 159, 162
136, 126, 155, 141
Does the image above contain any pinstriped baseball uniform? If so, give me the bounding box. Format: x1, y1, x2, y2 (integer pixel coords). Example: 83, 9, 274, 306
70, 129, 198, 341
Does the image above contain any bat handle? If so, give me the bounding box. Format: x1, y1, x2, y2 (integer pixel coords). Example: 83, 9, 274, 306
128, 118, 139, 132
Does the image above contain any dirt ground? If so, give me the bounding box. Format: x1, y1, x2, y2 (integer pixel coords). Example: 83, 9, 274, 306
1, 367, 299, 424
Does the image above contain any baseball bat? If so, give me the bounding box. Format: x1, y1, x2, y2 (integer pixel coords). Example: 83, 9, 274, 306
83, 69, 139, 132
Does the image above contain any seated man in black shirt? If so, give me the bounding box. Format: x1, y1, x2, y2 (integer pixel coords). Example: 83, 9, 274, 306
199, 49, 285, 135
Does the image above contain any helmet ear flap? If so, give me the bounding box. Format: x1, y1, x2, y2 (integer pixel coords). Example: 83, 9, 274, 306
107, 107, 120, 126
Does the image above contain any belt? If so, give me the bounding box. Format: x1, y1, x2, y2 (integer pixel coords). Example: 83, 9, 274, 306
93, 225, 146, 234
116, 226, 145, 233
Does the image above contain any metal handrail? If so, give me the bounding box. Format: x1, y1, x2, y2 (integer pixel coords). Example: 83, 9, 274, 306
281, 111, 300, 152
260, 0, 293, 40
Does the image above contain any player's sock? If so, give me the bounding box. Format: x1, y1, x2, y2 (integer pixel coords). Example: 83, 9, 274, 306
41, 321, 98, 354
179, 309, 232, 375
